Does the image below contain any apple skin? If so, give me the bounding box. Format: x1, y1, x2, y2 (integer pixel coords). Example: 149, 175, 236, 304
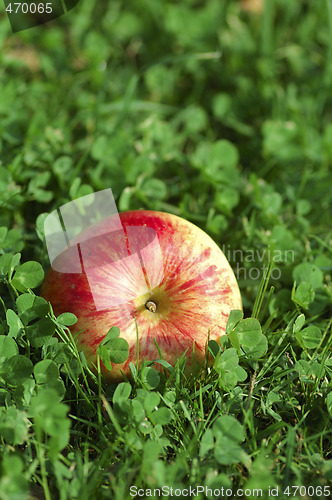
40, 210, 242, 381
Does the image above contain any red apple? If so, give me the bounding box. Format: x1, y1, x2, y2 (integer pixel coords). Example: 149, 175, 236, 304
40, 210, 242, 381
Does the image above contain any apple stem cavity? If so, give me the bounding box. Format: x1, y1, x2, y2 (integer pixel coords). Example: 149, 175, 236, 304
145, 300, 157, 313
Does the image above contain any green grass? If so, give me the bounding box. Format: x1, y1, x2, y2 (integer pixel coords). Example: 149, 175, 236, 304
0, 0, 332, 498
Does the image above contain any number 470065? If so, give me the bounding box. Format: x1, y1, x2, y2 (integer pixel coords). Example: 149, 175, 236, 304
283, 486, 331, 497
6, 3, 53, 14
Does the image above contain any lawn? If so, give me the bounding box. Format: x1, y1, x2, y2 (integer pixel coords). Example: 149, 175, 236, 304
0, 1, 331, 499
